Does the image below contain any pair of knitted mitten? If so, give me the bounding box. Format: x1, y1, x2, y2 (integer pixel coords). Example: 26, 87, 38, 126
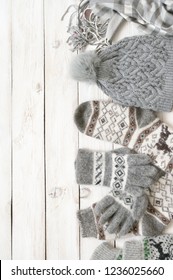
74, 101, 173, 175
76, 147, 163, 238
70, 35, 173, 112
91, 235, 173, 260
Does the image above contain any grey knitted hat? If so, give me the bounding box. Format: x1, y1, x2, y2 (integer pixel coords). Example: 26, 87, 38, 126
70, 35, 173, 112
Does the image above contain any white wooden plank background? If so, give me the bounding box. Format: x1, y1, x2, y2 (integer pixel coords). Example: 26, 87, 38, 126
0, 0, 11, 260
45, 0, 79, 260
12, 0, 45, 260
0, 0, 173, 260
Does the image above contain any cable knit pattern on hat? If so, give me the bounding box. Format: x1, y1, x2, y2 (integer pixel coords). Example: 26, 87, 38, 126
70, 35, 173, 112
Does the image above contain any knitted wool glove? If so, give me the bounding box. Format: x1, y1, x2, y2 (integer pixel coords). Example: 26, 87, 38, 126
77, 170, 173, 239
70, 35, 173, 112
77, 193, 148, 239
75, 148, 162, 197
74, 100, 173, 175
91, 235, 173, 260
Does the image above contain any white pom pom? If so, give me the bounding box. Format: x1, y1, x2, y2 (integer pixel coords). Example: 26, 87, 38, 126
69, 51, 101, 83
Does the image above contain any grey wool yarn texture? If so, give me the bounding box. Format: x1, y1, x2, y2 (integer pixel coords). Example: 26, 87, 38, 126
75, 147, 173, 239
77, 194, 148, 239
91, 235, 173, 260
70, 34, 173, 259
75, 147, 164, 238
75, 148, 162, 197
70, 35, 173, 112
76, 171, 173, 239
74, 102, 173, 243
75, 147, 170, 238
74, 100, 173, 176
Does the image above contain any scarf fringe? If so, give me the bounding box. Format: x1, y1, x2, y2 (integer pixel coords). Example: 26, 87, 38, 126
62, 0, 110, 51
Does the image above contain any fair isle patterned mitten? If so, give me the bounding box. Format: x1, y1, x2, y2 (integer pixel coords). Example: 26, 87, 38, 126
75, 148, 162, 197
123, 235, 173, 260
70, 35, 173, 112
74, 100, 173, 175
77, 193, 148, 239
91, 235, 173, 260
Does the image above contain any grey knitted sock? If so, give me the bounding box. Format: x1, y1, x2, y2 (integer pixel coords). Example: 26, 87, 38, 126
70, 35, 173, 112
90, 235, 173, 260
74, 100, 173, 175
90, 242, 122, 260
77, 193, 148, 239
75, 148, 162, 197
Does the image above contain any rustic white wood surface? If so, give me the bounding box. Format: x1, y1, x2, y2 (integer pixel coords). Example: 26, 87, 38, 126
0, 0, 11, 260
12, 0, 45, 260
0, 0, 173, 260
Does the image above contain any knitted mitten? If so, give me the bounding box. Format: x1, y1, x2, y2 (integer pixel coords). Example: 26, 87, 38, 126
74, 100, 173, 175
77, 193, 148, 239
90, 242, 123, 260
70, 35, 173, 112
91, 235, 173, 260
75, 148, 162, 196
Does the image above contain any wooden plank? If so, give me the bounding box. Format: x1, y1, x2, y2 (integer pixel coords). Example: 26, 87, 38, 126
45, 0, 79, 259
12, 0, 45, 259
0, 0, 11, 260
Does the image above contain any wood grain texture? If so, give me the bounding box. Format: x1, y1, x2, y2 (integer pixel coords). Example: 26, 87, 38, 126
12, 0, 45, 259
44, 0, 80, 260
0, 0, 11, 260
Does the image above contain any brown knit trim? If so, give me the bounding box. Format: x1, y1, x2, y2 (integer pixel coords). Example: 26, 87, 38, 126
92, 203, 105, 240
146, 201, 170, 226
133, 120, 162, 151
166, 162, 173, 175
85, 101, 100, 136
131, 221, 139, 235
123, 107, 136, 146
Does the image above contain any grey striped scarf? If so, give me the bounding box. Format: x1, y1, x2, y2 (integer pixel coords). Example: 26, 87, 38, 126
62, 0, 173, 51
